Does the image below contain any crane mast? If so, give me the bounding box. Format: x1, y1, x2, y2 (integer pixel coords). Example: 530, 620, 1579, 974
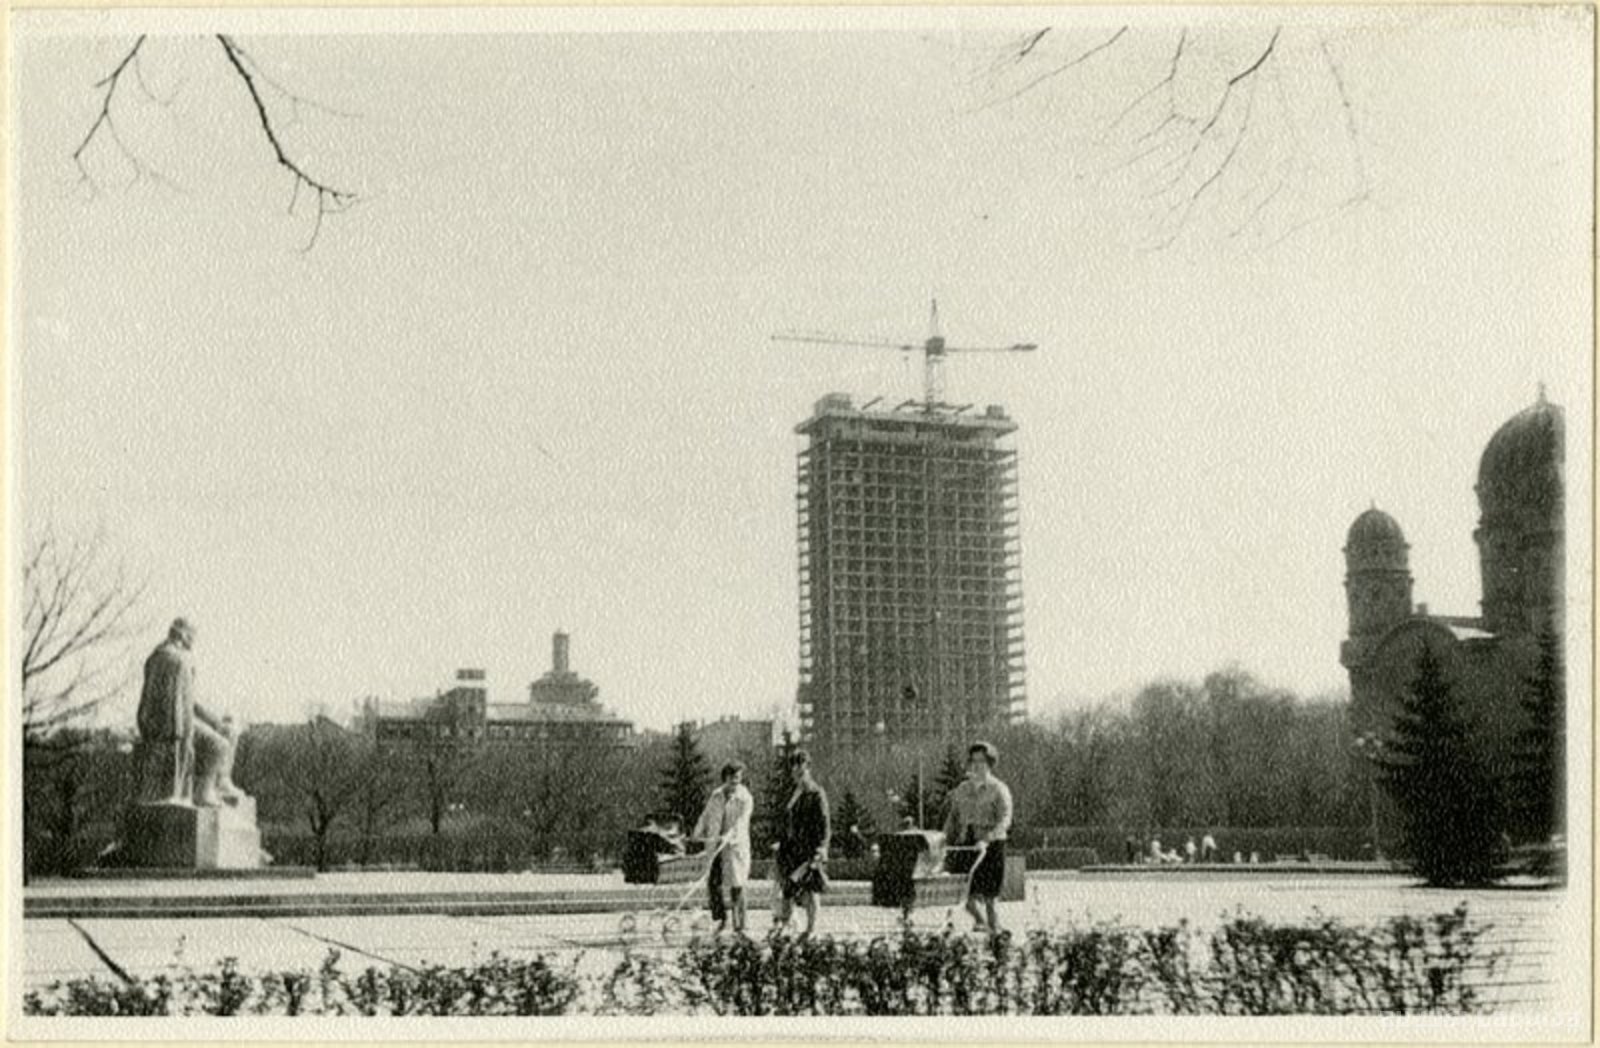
773, 299, 1036, 411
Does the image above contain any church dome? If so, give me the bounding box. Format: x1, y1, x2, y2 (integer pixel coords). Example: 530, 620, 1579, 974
1346, 507, 1406, 549
1477, 394, 1563, 520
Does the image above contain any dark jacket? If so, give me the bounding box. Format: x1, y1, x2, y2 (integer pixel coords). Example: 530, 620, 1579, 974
781, 783, 831, 859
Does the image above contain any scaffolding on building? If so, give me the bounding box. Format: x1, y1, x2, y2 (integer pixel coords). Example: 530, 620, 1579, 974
796, 394, 1026, 755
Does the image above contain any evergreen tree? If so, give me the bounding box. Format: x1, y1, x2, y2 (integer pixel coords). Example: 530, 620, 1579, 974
756, 730, 800, 851
832, 788, 875, 857
894, 774, 929, 829
1379, 645, 1504, 886
656, 723, 711, 828
1509, 630, 1565, 842
930, 746, 969, 830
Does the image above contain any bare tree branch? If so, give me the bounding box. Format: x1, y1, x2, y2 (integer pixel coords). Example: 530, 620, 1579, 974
20, 523, 149, 741
1135, 31, 1275, 200
71, 36, 145, 175
1104, 29, 1187, 137
976, 26, 1129, 111
1319, 33, 1372, 201
72, 35, 360, 247
1014, 28, 1051, 62
1148, 70, 1263, 251
70, 36, 183, 194
131, 45, 182, 108
1109, 27, 1280, 247
1228, 168, 1288, 240
1261, 190, 1368, 251
1199, 28, 1280, 138
222, 36, 365, 125
215, 34, 358, 252
1269, 51, 1309, 170
975, 22, 1377, 250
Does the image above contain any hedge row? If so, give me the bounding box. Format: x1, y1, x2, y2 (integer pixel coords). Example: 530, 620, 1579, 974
27, 905, 1502, 1016
23, 833, 116, 880
25, 952, 579, 1017
29, 825, 1373, 878
260, 830, 620, 872
1025, 847, 1101, 870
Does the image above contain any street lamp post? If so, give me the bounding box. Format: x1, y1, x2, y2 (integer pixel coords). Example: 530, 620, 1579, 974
875, 719, 889, 824
916, 753, 925, 829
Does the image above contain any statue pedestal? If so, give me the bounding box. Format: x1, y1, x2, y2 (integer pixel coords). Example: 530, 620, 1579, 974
120, 797, 262, 871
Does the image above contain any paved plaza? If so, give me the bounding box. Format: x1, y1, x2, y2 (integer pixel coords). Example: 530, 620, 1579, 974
22, 872, 1575, 1013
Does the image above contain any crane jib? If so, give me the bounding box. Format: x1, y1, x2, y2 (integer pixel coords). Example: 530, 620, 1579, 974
772, 301, 1037, 409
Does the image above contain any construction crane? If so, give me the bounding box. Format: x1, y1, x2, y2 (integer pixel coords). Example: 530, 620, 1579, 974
772, 299, 1037, 411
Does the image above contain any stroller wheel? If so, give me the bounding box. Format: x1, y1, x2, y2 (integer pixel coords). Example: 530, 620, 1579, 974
619, 913, 637, 935
661, 915, 681, 943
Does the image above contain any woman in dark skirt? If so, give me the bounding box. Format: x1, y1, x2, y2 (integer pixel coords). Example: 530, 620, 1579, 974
941, 740, 1014, 935
774, 748, 831, 937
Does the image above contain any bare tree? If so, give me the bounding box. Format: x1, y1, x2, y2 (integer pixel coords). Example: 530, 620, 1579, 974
72, 34, 359, 251
351, 743, 413, 865
970, 24, 1374, 250
244, 716, 365, 870
20, 522, 149, 743
409, 734, 474, 837
474, 744, 645, 859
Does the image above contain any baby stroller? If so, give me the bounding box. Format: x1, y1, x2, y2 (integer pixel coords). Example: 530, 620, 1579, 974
618, 835, 731, 945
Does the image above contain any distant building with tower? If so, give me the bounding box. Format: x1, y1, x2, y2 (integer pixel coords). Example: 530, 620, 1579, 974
359, 631, 635, 751
795, 393, 1026, 755
1341, 393, 1564, 836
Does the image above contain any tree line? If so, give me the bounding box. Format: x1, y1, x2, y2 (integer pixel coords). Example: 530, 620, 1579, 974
17, 515, 1562, 881
22, 664, 1361, 875
796, 667, 1370, 841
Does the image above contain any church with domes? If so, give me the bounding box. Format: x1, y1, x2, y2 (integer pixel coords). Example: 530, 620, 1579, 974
1340, 392, 1564, 839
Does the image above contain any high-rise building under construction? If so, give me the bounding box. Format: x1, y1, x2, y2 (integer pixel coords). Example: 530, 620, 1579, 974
795, 393, 1025, 755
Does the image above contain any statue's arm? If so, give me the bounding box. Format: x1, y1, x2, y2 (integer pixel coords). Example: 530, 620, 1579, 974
181, 660, 225, 734
194, 702, 225, 733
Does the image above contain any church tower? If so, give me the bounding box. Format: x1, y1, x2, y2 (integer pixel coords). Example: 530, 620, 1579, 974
1475, 391, 1564, 638
1341, 506, 1414, 671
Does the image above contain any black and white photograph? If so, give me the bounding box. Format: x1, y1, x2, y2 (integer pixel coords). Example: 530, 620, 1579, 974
6, 5, 1592, 1040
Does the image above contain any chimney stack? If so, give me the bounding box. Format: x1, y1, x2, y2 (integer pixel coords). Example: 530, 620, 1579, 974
553, 631, 570, 674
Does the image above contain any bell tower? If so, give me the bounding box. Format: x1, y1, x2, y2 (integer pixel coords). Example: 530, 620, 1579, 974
1341, 506, 1414, 670
1474, 392, 1564, 638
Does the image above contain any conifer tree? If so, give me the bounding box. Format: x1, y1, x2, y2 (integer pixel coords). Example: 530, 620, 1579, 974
931, 745, 969, 830
1509, 630, 1565, 843
832, 789, 875, 856
1378, 645, 1504, 886
756, 729, 801, 851
656, 723, 711, 829
894, 774, 929, 829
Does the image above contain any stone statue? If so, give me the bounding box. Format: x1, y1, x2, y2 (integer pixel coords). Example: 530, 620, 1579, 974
117, 617, 263, 870
134, 617, 241, 807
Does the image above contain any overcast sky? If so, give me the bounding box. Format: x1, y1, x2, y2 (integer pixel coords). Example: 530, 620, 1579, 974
11, 7, 1592, 732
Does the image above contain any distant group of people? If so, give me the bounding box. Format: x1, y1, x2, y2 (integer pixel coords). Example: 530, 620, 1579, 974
1126, 832, 1219, 865
685, 739, 1014, 937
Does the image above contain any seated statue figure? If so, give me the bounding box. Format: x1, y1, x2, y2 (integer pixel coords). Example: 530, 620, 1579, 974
134, 618, 243, 807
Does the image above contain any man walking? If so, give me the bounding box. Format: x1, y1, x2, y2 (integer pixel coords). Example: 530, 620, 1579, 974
941, 740, 1013, 935
694, 761, 753, 935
